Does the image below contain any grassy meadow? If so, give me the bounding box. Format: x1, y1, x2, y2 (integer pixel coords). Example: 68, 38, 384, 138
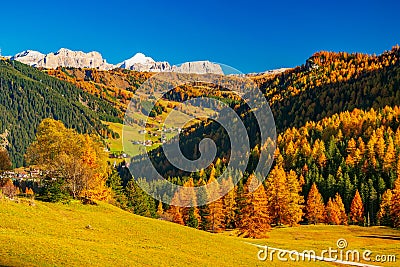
0, 199, 398, 266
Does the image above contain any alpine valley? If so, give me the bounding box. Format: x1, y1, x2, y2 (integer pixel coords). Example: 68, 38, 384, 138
0, 45, 400, 266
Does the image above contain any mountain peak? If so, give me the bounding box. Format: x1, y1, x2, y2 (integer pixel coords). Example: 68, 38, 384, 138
56, 48, 72, 53
118, 53, 156, 69
128, 53, 155, 64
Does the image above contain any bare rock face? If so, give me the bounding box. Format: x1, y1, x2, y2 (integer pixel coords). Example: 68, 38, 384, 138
11, 50, 45, 67
12, 48, 115, 70
117, 53, 223, 74
172, 61, 224, 75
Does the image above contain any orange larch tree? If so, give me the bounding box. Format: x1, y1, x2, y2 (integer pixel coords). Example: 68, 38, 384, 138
239, 174, 270, 238
265, 165, 303, 226
221, 177, 237, 229
334, 193, 348, 225
390, 176, 400, 227
378, 189, 393, 226
325, 198, 340, 225
206, 173, 225, 233
306, 183, 325, 224
350, 190, 364, 225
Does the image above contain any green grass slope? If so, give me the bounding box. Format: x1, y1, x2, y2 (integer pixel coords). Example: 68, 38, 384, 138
0, 200, 398, 266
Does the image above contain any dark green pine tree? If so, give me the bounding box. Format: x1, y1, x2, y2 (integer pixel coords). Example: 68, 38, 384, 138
106, 168, 128, 209
197, 182, 210, 230
125, 179, 156, 218
186, 207, 199, 229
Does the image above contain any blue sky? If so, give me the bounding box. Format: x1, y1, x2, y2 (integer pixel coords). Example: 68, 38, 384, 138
1, 0, 399, 73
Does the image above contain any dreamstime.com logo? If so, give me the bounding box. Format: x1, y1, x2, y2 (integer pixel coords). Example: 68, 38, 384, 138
249, 238, 396, 266
122, 62, 276, 207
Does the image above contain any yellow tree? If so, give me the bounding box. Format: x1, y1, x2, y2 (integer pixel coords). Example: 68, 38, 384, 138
221, 177, 237, 229
157, 201, 164, 217
375, 134, 386, 161
391, 176, 400, 227
265, 165, 287, 225
346, 138, 357, 155
383, 136, 395, 171
325, 198, 340, 225
168, 204, 184, 225
181, 178, 201, 224
168, 178, 201, 227
80, 135, 110, 200
346, 138, 356, 166
265, 165, 303, 226
378, 189, 393, 226
312, 139, 327, 167
25, 119, 109, 200
367, 134, 377, 167
239, 174, 270, 238
334, 193, 348, 225
285, 170, 304, 226
306, 183, 325, 224
206, 172, 224, 233
350, 190, 364, 225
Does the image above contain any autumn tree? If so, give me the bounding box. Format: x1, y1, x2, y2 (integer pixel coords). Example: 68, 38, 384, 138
0, 179, 17, 199
265, 165, 303, 226
334, 193, 348, 225
25, 118, 109, 201
239, 174, 270, 238
167, 178, 200, 227
0, 149, 12, 171
383, 137, 395, 171
221, 177, 237, 229
285, 170, 304, 225
157, 201, 164, 217
391, 177, 400, 228
305, 183, 325, 224
206, 169, 225, 233
168, 205, 184, 225
325, 198, 340, 225
378, 189, 393, 226
350, 190, 364, 225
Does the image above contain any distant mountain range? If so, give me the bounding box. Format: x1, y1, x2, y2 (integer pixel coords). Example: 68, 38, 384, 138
11, 48, 225, 74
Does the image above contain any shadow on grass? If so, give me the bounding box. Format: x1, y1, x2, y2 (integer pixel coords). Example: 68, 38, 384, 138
359, 235, 400, 241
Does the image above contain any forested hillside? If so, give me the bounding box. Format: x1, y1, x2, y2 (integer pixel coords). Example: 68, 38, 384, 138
44, 67, 153, 112
255, 45, 400, 130
120, 46, 400, 232
0, 59, 121, 166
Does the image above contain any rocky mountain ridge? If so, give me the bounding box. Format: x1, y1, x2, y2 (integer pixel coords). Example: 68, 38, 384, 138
11, 49, 224, 74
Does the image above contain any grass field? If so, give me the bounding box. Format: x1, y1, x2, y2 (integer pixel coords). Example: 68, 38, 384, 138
0, 199, 398, 267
